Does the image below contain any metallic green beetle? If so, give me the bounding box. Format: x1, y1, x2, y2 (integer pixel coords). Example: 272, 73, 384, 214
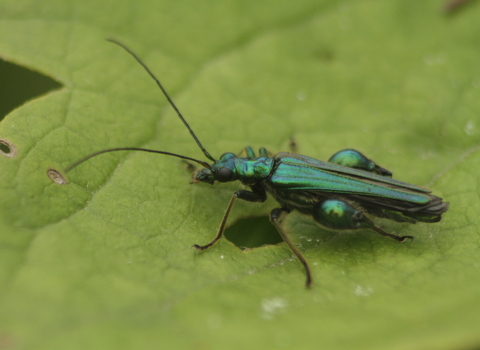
67, 40, 448, 287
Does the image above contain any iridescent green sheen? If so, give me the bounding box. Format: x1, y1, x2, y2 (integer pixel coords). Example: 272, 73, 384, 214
70, 40, 449, 288
269, 153, 430, 204
328, 149, 392, 177
194, 148, 447, 228
195, 152, 275, 185
313, 199, 366, 230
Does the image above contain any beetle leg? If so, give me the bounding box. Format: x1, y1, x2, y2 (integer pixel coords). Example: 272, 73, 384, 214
258, 147, 274, 157
369, 224, 414, 242
328, 149, 392, 177
313, 199, 413, 242
237, 146, 256, 159
193, 186, 267, 250
270, 208, 312, 288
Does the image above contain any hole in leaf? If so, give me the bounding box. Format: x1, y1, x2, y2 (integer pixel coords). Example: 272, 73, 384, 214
224, 216, 283, 250
0, 59, 62, 121
0, 139, 16, 157
47, 169, 67, 185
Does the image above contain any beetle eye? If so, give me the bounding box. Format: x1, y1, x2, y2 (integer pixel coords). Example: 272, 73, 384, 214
215, 167, 234, 182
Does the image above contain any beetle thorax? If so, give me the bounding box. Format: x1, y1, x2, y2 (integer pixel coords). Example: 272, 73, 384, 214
234, 157, 275, 185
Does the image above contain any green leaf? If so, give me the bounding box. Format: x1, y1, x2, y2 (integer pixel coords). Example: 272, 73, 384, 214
1, 0, 479, 349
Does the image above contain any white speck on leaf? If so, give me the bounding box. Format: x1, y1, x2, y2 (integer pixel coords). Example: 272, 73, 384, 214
353, 285, 374, 297
296, 91, 307, 101
464, 121, 475, 135
261, 297, 288, 320
423, 53, 447, 66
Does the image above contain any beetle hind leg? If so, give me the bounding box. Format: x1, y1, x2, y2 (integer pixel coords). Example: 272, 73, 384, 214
328, 149, 392, 177
370, 225, 413, 242
313, 199, 413, 241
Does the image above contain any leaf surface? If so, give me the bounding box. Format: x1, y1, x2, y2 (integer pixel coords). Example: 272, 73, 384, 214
1, 1, 479, 349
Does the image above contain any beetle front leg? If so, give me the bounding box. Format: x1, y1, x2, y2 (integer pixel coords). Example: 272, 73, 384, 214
270, 208, 312, 288
193, 186, 267, 251
237, 146, 256, 159
313, 199, 413, 242
328, 149, 392, 177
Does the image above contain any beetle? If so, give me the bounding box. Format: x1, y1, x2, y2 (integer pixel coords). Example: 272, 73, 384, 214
66, 39, 449, 287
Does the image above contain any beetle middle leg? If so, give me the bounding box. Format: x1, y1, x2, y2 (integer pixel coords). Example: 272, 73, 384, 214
270, 208, 312, 288
313, 199, 413, 242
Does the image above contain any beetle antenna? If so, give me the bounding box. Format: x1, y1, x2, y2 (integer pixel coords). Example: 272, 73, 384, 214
65, 147, 211, 173
106, 38, 216, 162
